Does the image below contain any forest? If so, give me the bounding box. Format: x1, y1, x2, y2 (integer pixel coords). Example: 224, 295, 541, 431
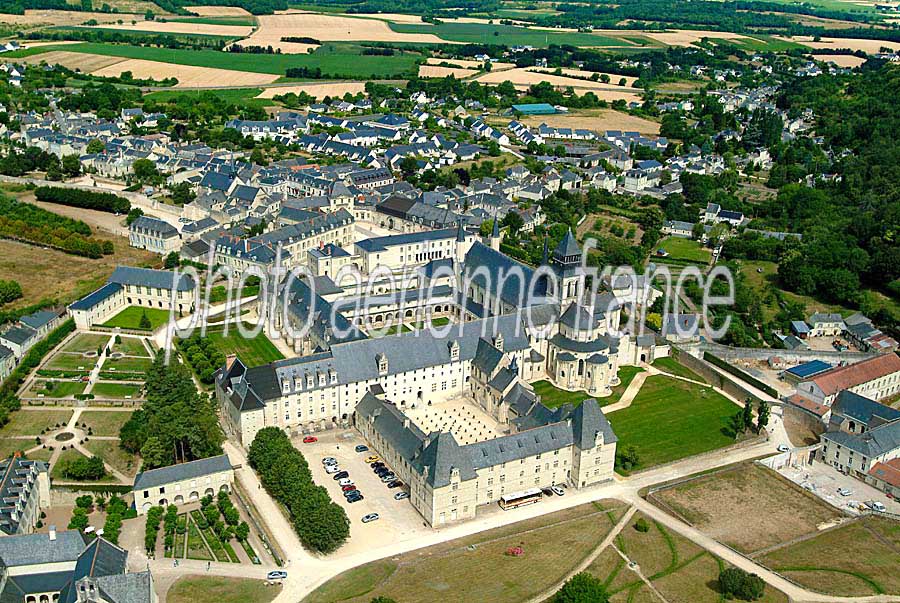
0, 194, 113, 258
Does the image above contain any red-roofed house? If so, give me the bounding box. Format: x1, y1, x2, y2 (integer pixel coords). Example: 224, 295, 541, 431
797, 353, 900, 405
867, 458, 900, 498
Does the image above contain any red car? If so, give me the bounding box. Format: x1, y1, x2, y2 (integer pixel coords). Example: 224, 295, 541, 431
341, 485, 357, 492
302, 436, 318, 443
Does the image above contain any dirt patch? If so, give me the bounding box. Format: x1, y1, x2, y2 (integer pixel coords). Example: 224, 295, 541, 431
255, 81, 367, 99
641, 29, 749, 46
650, 462, 843, 555
239, 11, 450, 53
526, 66, 638, 87
184, 5, 251, 16
418, 64, 477, 78
89, 21, 254, 36
90, 58, 279, 87
811, 54, 868, 67
426, 57, 515, 70
520, 108, 660, 135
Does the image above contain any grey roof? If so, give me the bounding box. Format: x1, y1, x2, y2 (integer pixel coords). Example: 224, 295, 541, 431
0, 457, 46, 535
71, 538, 127, 582
2, 570, 72, 601
356, 392, 426, 462
0, 530, 85, 567
109, 266, 194, 291
831, 391, 900, 427
463, 242, 549, 309
554, 229, 581, 259
93, 571, 155, 603
0, 345, 11, 360
0, 325, 36, 346
133, 454, 232, 492
415, 431, 477, 488
68, 282, 122, 311
824, 419, 900, 457
549, 332, 615, 354
19, 310, 59, 331
130, 215, 178, 237
472, 338, 503, 375
356, 228, 458, 253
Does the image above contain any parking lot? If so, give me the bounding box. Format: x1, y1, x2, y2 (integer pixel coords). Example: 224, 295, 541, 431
294, 429, 432, 557
777, 460, 900, 515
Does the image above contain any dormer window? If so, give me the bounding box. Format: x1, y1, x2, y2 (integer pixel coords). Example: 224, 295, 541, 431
448, 340, 460, 362
376, 353, 388, 375
329, 369, 337, 384
306, 373, 314, 388
494, 333, 504, 352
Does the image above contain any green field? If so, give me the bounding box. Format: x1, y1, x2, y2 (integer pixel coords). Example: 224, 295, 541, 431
11, 43, 421, 79
54, 26, 241, 43
651, 357, 706, 383
84, 439, 139, 477
90, 382, 144, 399
103, 356, 153, 373
62, 333, 112, 354
101, 306, 171, 331
657, 237, 711, 264
389, 21, 628, 47
25, 380, 87, 399
44, 352, 96, 372
206, 327, 284, 367
113, 336, 151, 357
143, 87, 271, 110
166, 15, 259, 26
79, 410, 134, 436
169, 576, 280, 603
533, 365, 644, 409
608, 375, 740, 473
0, 410, 72, 437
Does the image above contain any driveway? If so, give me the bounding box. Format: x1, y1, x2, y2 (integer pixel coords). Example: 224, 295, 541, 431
777, 460, 900, 515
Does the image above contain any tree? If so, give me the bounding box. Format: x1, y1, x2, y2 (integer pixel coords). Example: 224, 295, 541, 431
502, 211, 524, 235
0, 280, 23, 306
132, 158, 160, 184
126, 207, 144, 226
741, 399, 754, 433
86, 139, 106, 154
756, 400, 770, 434
553, 572, 609, 603
61, 154, 81, 177
164, 252, 180, 270
250, 147, 268, 166
139, 311, 152, 330
68, 507, 89, 531
235, 521, 250, 541
45, 160, 63, 182
719, 567, 765, 600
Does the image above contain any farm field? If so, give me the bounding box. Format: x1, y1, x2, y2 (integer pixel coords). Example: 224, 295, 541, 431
779, 35, 900, 53
304, 501, 628, 603
425, 57, 516, 70
812, 53, 868, 67
526, 66, 638, 87
759, 516, 900, 596
184, 6, 252, 16
0, 10, 141, 27
256, 81, 368, 99
609, 375, 740, 473
473, 68, 641, 101
205, 327, 284, 367
85, 20, 254, 36
649, 463, 843, 554
11, 42, 421, 79
418, 64, 478, 79
389, 20, 632, 47
102, 306, 171, 331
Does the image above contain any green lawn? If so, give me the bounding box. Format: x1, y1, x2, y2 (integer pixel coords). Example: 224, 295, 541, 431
103, 356, 153, 373
186, 515, 214, 561
113, 336, 151, 357
102, 306, 171, 331
389, 21, 628, 47
168, 576, 281, 603
44, 352, 96, 372
205, 328, 284, 368
25, 380, 87, 399
50, 448, 91, 481
62, 333, 112, 354
84, 440, 140, 477
657, 237, 711, 264
0, 410, 72, 437
90, 382, 144, 399
166, 15, 259, 26
608, 375, 740, 473
651, 357, 706, 383
10, 43, 420, 79
532, 366, 644, 409
79, 410, 134, 436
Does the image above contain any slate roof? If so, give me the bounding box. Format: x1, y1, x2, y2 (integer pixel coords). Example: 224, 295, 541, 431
130, 215, 178, 237
69, 282, 123, 311
0, 456, 46, 535
19, 310, 59, 331
554, 229, 581, 259
70, 538, 127, 583
463, 242, 549, 309
824, 419, 900, 457
0, 530, 85, 567
0, 325, 36, 346
831, 391, 900, 427
355, 228, 458, 253
133, 455, 232, 492
472, 338, 504, 375
109, 266, 194, 291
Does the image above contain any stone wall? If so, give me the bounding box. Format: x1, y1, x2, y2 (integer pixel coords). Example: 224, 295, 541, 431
672, 347, 766, 405
699, 342, 875, 365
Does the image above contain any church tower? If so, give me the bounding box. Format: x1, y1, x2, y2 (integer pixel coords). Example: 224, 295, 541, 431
489, 214, 501, 251
551, 229, 582, 304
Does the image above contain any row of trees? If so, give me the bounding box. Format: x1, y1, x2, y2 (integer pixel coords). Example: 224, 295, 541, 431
34, 186, 131, 214
177, 333, 227, 384
58, 455, 106, 481
248, 427, 349, 553
145, 505, 164, 553
119, 356, 224, 470
0, 195, 112, 259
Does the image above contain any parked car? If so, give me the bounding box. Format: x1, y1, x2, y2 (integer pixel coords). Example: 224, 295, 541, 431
267, 570, 288, 580
346, 493, 364, 503
551, 486, 565, 496
355, 445, 369, 453
302, 436, 318, 444
338, 478, 354, 487
365, 456, 381, 464
375, 468, 390, 477
322, 457, 337, 465
362, 513, 380, 523
838, 487, 853, 497
387, 480, 403, 489
332, 471, 349, 481
325, 465, 340, 474
865, 500, 887, 512
541, 487, 554, 497
341, 485, 357, 492
372, 463, 386, 471
380, 474, 397, 483
393, 491, 410, 500
777, 444, 790, 452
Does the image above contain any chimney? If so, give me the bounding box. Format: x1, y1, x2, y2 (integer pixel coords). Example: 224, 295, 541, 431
225, 354, 237, 371
49, 525, 57, 541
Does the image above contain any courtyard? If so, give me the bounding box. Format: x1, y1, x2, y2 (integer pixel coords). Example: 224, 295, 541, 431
405, 397, 505, 445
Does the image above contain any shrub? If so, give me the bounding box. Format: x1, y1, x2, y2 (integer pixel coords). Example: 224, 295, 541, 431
634, 518, 650, 533
719, 567, 766, 601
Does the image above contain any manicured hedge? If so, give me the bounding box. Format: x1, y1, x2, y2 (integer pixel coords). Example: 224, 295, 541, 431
703, 352, 778, 397
34, 186, 131, 214
248, 427, 349, 554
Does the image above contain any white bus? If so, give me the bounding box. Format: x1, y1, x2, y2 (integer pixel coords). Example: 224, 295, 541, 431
499, 488, 543, 510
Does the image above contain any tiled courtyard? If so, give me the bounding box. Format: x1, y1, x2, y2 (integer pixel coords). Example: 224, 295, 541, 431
405, 397, 506, 445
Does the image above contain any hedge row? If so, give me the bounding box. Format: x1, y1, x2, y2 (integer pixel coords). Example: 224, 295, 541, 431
0, 318, 75, 426
703, 352, 779, 397
248, 427, 349, 554
34, 186, 131, 214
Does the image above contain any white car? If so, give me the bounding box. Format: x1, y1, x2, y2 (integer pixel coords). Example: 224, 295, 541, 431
267, 570, 288, 580
393, 491, 410, 500
325, 465, 340, 474
362, 513, 380, 523
338, 478, 354, 487
777, 444, 790, 452
322, 457, 337, 465
837, 487, 852, 497
550, 486, 565, 496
